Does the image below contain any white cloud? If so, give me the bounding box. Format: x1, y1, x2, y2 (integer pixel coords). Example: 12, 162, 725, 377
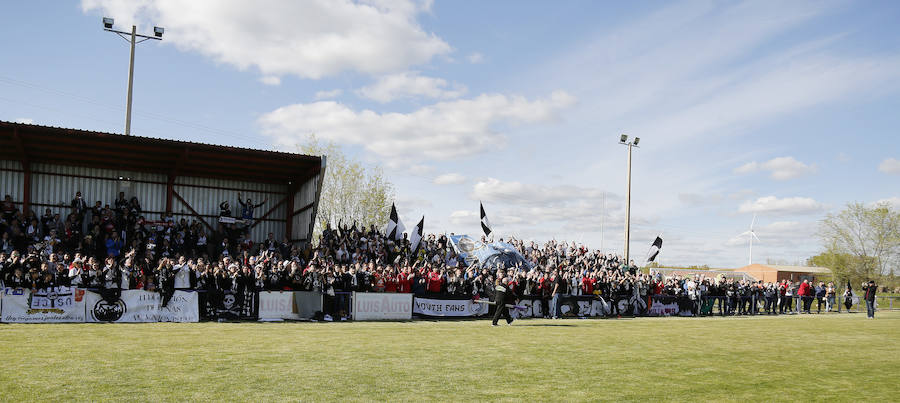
737, 196, 825, 215
725, 220, 816, 247
259, 91, 576, 162
466, 178, 628, 235
678, 192, 723, 205
734, 161, 759, 175
81, 0, 451, 80
472, 177, 610, 208
14, 118, 34, 124
357, 72, 466, 103
545, 1, 900, 150
872, 197, 900, 209
448, 210, 477, 225
878, 158, 900, 174
259, 76, 281, 86
314, 89, 343, 100
396, 194, 433, 212
433, 173, 466, 185
734, 156, 817, 180
467, 52, 484, 64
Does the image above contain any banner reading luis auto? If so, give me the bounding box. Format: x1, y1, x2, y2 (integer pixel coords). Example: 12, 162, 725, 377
84, 290, 199, 322
258, 291, 322, 321
413, 297, 491, 317
351, 292, 412, 320
1, 287, 86, 323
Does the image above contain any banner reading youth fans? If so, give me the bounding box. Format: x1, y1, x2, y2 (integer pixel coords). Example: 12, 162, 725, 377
413, 297, 491, 317
84, 290, 199, 322
352, 292, 412, 320
1, 287, 86, 323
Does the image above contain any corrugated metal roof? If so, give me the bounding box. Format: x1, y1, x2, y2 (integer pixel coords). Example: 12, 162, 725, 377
0, 121, 323, 185
0, 120, 315, 159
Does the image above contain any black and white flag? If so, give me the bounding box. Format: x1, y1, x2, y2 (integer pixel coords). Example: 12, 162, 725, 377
647, 236, 663, 262
385, 203, 405, 241
480, 202, 492, 237
409, 216, 424, 255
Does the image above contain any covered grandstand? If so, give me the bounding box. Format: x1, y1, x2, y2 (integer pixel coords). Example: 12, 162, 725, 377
0, 121, 324, 245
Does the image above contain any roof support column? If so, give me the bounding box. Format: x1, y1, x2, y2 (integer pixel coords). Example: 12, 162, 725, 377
166, 174, 174, 213
12, 127, 31, 215
22, 162, 31, 215
285, 186, 295, 242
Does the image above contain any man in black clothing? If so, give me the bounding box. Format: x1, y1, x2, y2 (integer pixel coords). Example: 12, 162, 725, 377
550, 271, 568, 319
158, 260, 176, 307
724, 281, 736, 315
71, 191, 88, 224
491, 271, 515, 326
862, 280, 877, 319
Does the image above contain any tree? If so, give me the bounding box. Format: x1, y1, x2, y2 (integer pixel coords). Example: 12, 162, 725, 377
818, 202, 900, 283
297, 135, 396, 243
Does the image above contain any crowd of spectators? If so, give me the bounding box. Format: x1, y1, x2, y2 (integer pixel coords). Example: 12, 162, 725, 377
0, 192, 861, 318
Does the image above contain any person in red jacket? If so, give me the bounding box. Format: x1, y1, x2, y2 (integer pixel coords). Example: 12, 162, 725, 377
426, 268, 443, 294
397, 267, 412, 293
383, 267, 397, 293
581, 275, 595, 295
798, 279, 813, 314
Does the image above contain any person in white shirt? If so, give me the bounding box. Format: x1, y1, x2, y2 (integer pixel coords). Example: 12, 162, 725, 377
102, 258, 119, 289
173, 256, 191, 290
68, 260, 84, 287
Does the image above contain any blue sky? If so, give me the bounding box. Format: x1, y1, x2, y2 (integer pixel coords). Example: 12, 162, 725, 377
2, 0, 900, 267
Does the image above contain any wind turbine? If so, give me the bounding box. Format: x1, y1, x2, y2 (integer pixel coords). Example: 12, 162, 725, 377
739, 214, 761, 265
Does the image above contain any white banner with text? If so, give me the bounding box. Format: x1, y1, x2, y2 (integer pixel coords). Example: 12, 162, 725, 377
1, 287, 86, 323
413, 297, 491, 317
84, 290, 199, 322
352, 292, 412, 321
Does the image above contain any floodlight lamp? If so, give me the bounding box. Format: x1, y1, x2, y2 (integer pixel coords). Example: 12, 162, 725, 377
633, 137, 640, 146
103, 17, 114, 29
154, 26, 164, 37
619, 134, 628, 143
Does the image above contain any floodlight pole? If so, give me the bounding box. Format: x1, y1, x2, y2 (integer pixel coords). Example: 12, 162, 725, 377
624, 141, 633, 265
125, 25, 136, 136
104, 23, 162, 135
619, 135, 639, 268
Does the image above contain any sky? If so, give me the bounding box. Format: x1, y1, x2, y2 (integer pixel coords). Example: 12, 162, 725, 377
2, 0, 900, 268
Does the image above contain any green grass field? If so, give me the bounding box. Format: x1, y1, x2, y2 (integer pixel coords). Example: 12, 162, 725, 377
1, 312, 898, 402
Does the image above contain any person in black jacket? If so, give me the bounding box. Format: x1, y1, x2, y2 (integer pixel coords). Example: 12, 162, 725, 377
862, 280, 877, 319
157, 259, 176, 307
491, 271, 515, 326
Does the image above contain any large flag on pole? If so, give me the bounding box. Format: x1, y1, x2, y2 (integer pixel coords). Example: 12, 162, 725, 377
385, 203, 405, 241
409, 216, 424, 255
480, 202, 492, 237
647, 236, 663, 262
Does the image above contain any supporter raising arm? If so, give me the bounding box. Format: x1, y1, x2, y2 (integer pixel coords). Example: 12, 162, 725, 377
237, 193, 267, 220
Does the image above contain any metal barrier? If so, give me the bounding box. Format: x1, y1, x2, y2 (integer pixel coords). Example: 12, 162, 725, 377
692, 295, 898, 316
53, 289, 900, 321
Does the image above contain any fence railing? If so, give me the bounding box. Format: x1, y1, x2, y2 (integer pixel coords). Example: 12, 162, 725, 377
690, 295, 897, 316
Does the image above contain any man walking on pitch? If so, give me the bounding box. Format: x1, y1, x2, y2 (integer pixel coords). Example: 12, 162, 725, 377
492, 270, 515, 326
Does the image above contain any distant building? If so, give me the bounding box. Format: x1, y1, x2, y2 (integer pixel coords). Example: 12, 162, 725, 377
736, 264, 831, 283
